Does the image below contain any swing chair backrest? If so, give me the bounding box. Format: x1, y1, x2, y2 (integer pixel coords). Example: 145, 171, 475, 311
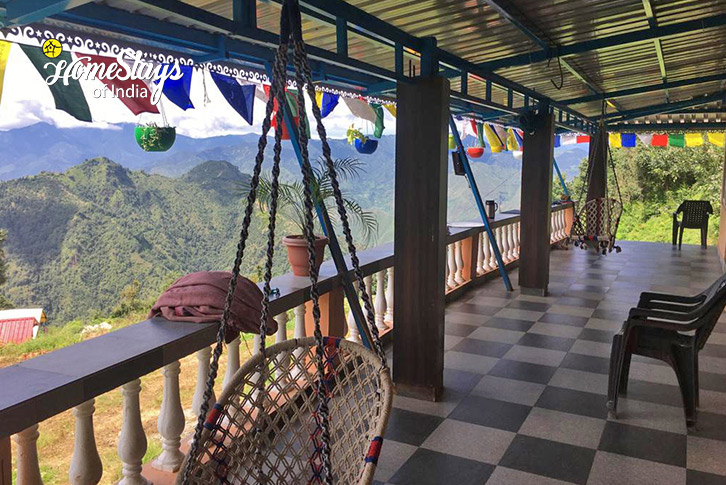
576, 197, 623, 237
180, 337, 392, 485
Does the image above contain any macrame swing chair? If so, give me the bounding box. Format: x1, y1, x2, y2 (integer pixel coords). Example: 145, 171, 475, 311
177, 2, 392, 484
569, 128, 624, 255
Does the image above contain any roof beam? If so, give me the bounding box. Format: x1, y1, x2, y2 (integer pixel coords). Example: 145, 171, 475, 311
2, 0, 94, 27
642, 0, 669, 102
477, 12, 726, 72
601, 91, 726, 122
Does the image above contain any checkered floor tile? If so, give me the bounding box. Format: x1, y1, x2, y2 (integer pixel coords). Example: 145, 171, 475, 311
375, 241, 726, 485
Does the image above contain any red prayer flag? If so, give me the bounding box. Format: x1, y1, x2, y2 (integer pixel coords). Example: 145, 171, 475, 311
651, 134, 668, 146
470, 120, 478, 136
576, 135, 590, 143
79, 54, 158, 115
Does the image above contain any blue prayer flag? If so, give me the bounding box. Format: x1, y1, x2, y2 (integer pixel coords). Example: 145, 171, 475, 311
321, 92, 339, 118
156, 64, 194, 110
210, 71, 255, 125
621, 133, 636, 147
554, 135, 561, 148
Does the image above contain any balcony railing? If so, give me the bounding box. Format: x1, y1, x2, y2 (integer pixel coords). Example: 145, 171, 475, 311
0, 202, 573, 484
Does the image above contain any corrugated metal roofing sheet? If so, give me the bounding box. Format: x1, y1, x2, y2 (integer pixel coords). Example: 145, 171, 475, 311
0, 318, 37, 345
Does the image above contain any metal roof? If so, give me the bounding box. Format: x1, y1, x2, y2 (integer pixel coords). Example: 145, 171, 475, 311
2, 0, 726, 130
0, 318, 37, 345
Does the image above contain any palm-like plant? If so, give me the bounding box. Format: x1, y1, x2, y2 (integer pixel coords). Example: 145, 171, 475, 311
250, 157, 378, 245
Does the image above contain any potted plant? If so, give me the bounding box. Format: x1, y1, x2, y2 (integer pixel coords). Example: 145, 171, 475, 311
135, 123, 176, 152
250, 157, 378, 276
347, 125, 378, 155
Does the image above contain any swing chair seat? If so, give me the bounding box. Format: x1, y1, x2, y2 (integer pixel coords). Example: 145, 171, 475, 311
180, 336, 392, 485
570, 197, 623, 254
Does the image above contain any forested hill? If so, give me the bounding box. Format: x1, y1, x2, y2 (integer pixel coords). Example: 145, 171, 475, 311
0, 158, 285, 321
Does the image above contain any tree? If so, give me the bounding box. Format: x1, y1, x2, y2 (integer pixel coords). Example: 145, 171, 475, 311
0, 230, 12, 309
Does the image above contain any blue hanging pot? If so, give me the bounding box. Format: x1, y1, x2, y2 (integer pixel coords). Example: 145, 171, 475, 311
355, 138, 378, 154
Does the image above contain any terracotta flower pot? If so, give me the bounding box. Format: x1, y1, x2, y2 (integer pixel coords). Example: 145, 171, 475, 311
282, 235, 329, 276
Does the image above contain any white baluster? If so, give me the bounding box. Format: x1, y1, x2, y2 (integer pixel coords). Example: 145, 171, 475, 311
193, 347, 215, 417
500, 226, 511, 264
346, 282, 362, 343
454, 241, 465, 285
223, 337, 240, 390
559, 210, 566, 239
481, 232, 492, 272
496, 227, 505, 267
447, 244, 456, 288
476, 233, 485, 275
118, 379, 149, 485
69, 400, 103, 485
153, 362, 184, 472
364, 274, 374, 310
507, 224, 516, 261
513, 221, 521, 258
14, 424, 42, 485
274, 313, 290, 383
374, 271, 388, 332
250, 334, 262, 398
293, 304, 306, 379
385, 267, 394, 324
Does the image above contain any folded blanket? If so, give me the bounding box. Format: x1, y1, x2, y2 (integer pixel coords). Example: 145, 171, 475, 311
149, 271, 277, 343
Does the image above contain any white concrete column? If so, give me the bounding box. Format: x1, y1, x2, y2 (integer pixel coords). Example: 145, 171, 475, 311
117, 379, 149, 485
14, 424, 42, 485
385, 267, 394, 324
193, 347, 215, 417
69, 400, 103, 484
374, 271, 388, 332
153, 361, 184, 472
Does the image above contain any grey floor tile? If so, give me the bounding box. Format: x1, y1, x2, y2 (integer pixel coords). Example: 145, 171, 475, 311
372, 440, 418, 483
608, 398, 687, 435
687, 436, 726, 476
389, 448, 495, 485
518, 407, 606, 449
529, 321, 583, 339
688, 412, 726, 442
569, 339, 613, 358
468, 326, 524, 344
561, 353, 611, 375
587, 451, 687, 485
486, 466, 574, 485
495, 307, 546, 322
489, 359, 558, 385
502, 345, 567, 367
392, 390, 465, 418
421, 418, 515, 464
549, 368, 609, 396
384, 407, 445, 446
579, 328, 615, 344
499, 435, 596, 485
484, 317, 535, 332
687, 470, 726, 485
584, 318, 624, 332
444, 334, 464, 351
598, 421, 686, 467
539, 312, 590, 327
449, 395, 531, 432
445, 322, 478, 337
444, 368, 485, 394
444, 351, 498, 375
471, 374, 546, 406
451, 338, 512, 358
517, 332, 575, 352
546, 304, 595, 318
536, 386, 608, 419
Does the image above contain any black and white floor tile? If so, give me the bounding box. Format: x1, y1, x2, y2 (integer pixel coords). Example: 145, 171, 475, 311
375, 241, 726, 485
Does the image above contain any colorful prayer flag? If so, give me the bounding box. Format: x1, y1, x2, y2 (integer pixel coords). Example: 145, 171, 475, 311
210, 71, 255, 125
320, 92, 339, 118
315, 91, 323, 109
685, 133, 704, 147
609, 133, 622, 148
554, 135, 561, 148
22, 46, 92, 121
637, 134, 653, 146
0, 41, 10, 108
476, 121, 486, 148
371, 103, 385, 138
561, 134, 577, 145
342, 96, 377, 123
576, 135, 590, 143
651, 134, 668, 146
506, 128, 520, 151
484, 124, 504, 152
668, 134, 685, 147
513, 129, 523, 147
708, 132, 725, 147
384, 103, 396, 118
494, 125, 509, 150
621, 133, 636, 148
156, 63, 193, 110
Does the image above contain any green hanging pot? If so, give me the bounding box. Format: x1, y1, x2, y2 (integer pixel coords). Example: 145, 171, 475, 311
135, 125, 176, 152
448, 134, 457, 150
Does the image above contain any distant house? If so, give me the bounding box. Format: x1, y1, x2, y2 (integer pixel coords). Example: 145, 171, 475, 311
0, 308, 47, 345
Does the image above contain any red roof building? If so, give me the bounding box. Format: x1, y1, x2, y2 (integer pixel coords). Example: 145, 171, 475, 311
0, 318, 37, 344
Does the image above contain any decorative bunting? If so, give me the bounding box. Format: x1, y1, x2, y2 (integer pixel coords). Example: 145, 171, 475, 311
621, 133, 636, 148
255, 85, 268, 103
156, 63, 193, 110
383, 103, 396, 118
342, 96, 377, 123
315, 91, 323, 109
210, 71, 255, 125
0, 41, 10, 108
637, 134, 653, 146
371, 103, 385, 138
513, 129, 523, 147
609, 133, 622, 148
79, 53, 158, 115
685, 133, 704, 147
321, 92, 339, 118
554, 135, 561, 148
494, 125, 509, 148
476, 121, 486, 148
506, 128, 520, 151
22, 46, 92, 122
576, 135, 590, 143
484, 124, 504, 152
561, 134, 578, 145
708, 132, 725, 147
651, 134, 668, 146
668, 133, 685, 147
470, 120, 478, 136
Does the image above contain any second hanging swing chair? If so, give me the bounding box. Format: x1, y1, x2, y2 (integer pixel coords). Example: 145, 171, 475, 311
177, 2, 392, 484
569, 127, 624, 255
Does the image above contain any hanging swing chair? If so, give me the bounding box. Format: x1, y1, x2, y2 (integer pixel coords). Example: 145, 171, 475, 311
178, 2, 392, 484
569, 129, 624, 255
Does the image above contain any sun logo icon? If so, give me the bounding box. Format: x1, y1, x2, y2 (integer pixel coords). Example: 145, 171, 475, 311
42, 39, 62, 58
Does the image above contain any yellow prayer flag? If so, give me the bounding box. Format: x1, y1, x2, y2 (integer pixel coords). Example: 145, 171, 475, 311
609, 133, 622, 148
384, 103, 396, 118
707, 132, 725, 147
483, 124, 504, 152
0, 41, 11, 108
315, 91, 323, 109
685, 133, 704, 147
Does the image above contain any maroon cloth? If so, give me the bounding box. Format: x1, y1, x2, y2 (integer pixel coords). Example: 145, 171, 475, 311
149, 271, 277, 343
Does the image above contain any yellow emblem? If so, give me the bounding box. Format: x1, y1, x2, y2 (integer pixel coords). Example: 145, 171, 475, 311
42, 39, 62, 58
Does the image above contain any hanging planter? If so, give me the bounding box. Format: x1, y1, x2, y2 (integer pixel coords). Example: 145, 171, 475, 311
347, 125, 378, 154
135, 124, 176, 152
448, 134, 457, 150
467, 147, 484, 158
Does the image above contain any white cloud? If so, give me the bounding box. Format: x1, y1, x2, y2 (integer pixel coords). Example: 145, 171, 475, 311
0, 43, 396, 139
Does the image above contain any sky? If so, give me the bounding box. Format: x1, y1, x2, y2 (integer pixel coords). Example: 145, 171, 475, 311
0, 42, 392, 139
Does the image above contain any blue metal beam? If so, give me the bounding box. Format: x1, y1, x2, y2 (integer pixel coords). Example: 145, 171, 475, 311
553, 158, 570, 197
232, 0, 256, 29
601, 91, 726, 122
561, 73, 726, 106
449, 115, 513, 291
3, 0, 94, 27
477, 13, 726, 72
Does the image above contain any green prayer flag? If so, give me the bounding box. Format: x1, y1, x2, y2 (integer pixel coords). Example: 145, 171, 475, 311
476, 121, 486, 148
668, 133, 685, 147
284, 89, 310, 138
371, 103, 385, 138
21, 45, 92, 122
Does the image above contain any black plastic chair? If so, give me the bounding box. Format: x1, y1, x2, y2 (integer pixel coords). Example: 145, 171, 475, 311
672, 200, 713, 249
607, 274, 726, 426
